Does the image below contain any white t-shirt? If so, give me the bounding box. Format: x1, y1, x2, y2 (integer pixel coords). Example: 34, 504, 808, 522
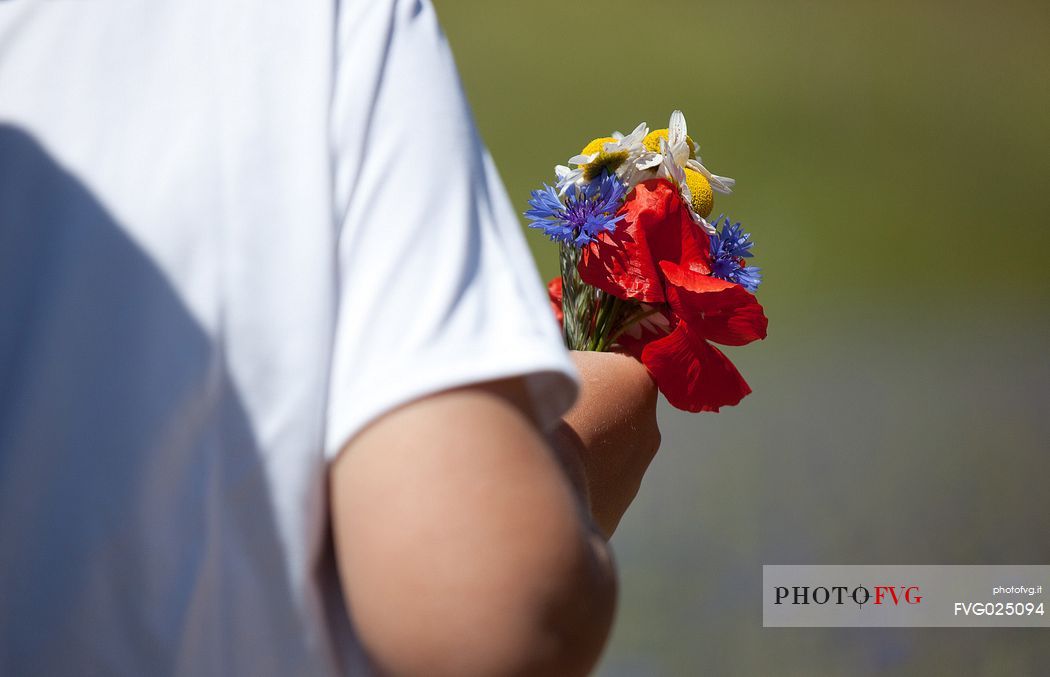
0, 1, 576, 674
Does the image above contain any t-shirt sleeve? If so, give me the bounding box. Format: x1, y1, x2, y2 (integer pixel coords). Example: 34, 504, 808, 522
324, 0, 578, 460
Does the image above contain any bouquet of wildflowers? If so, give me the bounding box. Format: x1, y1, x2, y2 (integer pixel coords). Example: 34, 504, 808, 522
526, 111, 768, 412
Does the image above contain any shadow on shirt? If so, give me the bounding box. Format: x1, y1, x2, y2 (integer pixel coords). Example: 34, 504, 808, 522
0, 124, 348, 675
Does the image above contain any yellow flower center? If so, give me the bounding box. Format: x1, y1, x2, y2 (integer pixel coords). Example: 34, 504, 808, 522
643, 129, 696, 158
578, 136, 627, 180
685, 168, 713, 217
581, 137, 617, 156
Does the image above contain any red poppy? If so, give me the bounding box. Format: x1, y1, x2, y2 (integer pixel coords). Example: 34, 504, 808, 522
552, 178, 768, 412
618, 261, 767, 411
547, 276, 564, 324
577, 179, 711, 303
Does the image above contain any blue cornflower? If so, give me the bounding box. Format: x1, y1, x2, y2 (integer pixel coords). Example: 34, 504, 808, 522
709, 215, 762, 292
524, 171, 626, 247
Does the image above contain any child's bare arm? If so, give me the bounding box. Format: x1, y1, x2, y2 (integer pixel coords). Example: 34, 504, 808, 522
329, 355, 659, 675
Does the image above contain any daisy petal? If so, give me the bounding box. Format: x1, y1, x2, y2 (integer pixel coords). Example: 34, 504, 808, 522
635, 152, 663, 170
709, 173, 736, 193
687, 159, 735, 194
668, 110, 687, 147
623, 121, 649, 145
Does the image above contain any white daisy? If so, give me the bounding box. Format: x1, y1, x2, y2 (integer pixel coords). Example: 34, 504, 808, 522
669, 110, 735, 195
658, 135, 715, 234
638, 110, 737, 233
556, 122, 649, 193
643, 112, 736, 190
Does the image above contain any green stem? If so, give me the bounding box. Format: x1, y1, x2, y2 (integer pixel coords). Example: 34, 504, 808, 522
560, 245, 595, 350
595, 296, 624, 351
589, 293, 620, 352
559, 244, 634, 352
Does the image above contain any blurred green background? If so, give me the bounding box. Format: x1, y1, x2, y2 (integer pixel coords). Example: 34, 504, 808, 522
436, 1, 1049, 675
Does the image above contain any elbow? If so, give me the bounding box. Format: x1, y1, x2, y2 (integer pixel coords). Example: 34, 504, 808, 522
508, 535, 619, 677
358, 532, 619, 677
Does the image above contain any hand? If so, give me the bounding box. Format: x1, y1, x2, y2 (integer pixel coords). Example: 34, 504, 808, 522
550, 351, 662, 539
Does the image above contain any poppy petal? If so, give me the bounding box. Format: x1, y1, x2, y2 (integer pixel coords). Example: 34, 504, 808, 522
547, 276, 564, 325
639, 323, 752, 412
660, 261, 768, 346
